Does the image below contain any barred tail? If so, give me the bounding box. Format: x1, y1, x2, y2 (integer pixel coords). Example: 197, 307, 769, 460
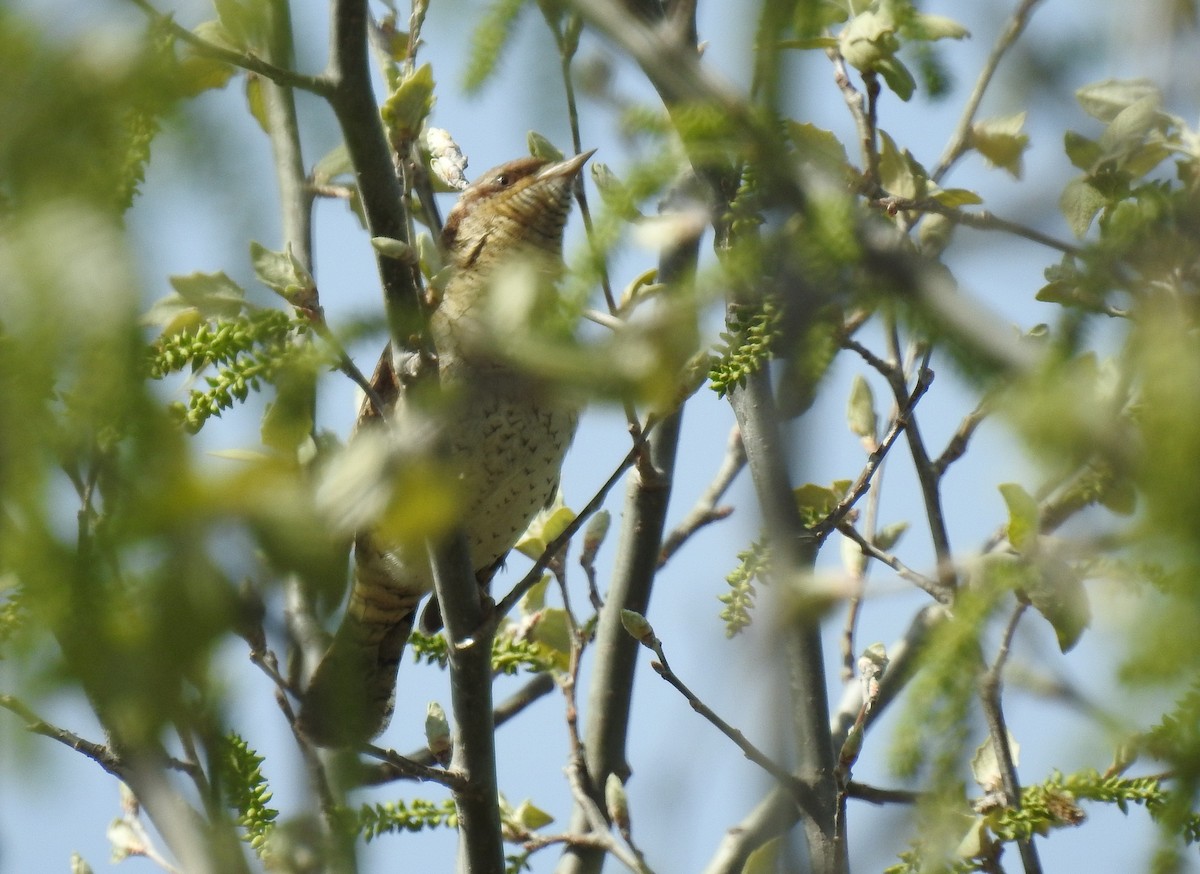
298, 569, 425, 748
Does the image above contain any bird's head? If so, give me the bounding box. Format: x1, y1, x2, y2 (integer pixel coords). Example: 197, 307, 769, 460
441, 150, 595, 274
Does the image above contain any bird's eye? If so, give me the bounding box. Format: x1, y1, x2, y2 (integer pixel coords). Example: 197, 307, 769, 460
493, 173, 510, 186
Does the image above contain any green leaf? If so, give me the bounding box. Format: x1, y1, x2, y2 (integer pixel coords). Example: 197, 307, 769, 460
515, 495, 576, 559
1075, 77, 1162, 123
1064, 131, 1103, 171
971, 732, 1019, 792
875, 521, 909, 552
838, 9, 899, 71
788, 122, 852, 176
526, 130, 564, 163
260, 365, 314, 455
519, 575, 551, 614
875, 56, 916, 102
909, 13, 970, 41
971, 112, 1029, 178
157, 271, 248, 322
778, 36, 839, 50
1099, 94, 1163, 154
512, 799, 554, 831
244, 76, 269, 134
1121, 142, 1170, 179
528, 607, 571, 668
381, 62, 435, 145
312, 143, 353, 184
846, 374, 878, 442
794, 483, 841, 526
1036, 279, 1079, 305
213, 0, 271, 50
178, 21, 238, 94
1059, 177, 1107, 238
740, 837, 783, 874
878, 130, 926, 199
1025, 553, 1090, 652
250, 241, 317, 309
590, 162, 642, 221
999, 483, 1039, 553
930, 187, 983, 207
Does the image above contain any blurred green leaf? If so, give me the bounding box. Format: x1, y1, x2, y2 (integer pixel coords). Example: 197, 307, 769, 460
1025, 552, 1090, 652
464, 0, 527, 92
1059, 177, 1107, 238
999, 483, 1039, 553
381, 62, 436, 145
846, 374, 878, 442
1076, 78, 1162, 123
879, 130, 926, 199
971, 112, 1029, 178
527, 130, 564, 162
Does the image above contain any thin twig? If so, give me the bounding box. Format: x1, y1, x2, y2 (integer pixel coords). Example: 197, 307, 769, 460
839, 455, 884, 681
358, 673, 557, 784
492, 433, 649, 623
361, 745, 467, 789
558, 628, 654, 873
814, 363, 932, 542
309, 319, 390, 419
886, 325, 958, 593
543, 4, 642, 439
836, 523, 952, 604
125, 0, 333, 96
658, 426, 745, 566
979, 600, 1043, 874
874, 197, 1081, 256
827, 50, 876, 184
0, 694, 122, 775
845, 781, 922, 805
639, 636, 808, 804
935, 398, 991, 476
932, 0, 1046, 182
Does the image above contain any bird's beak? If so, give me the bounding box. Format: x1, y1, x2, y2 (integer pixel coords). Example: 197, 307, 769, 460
538, 149, 597, 181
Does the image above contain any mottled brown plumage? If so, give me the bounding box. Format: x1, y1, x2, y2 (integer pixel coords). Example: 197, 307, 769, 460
298, 151, 593, 747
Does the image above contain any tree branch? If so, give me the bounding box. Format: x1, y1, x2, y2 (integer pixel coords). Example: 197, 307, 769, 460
557, 199, 696, 874
429, 531, 505, 872
125, 0, 332, 96
638, 633, 808, 803
979, 600, 1043, 874
836, 522, 952, 604
0, 694, 122, 774
726, 365, 844, 874
658, 425, 744, 567
932, 0, 1047, 182
325, 0, 427, 352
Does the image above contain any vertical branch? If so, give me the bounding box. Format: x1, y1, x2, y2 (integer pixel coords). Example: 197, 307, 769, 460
932, 0, 1045, 181
325, 0, 428, 352
431, 536, 506, 873
980, 600, 1042, 874
883, 322, 958, 592
557, 209, 698, 874
725, 368, 844, 874
260, 0, 313, 269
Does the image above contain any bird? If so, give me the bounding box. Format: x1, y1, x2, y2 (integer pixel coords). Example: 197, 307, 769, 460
298, 149, 594, 747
